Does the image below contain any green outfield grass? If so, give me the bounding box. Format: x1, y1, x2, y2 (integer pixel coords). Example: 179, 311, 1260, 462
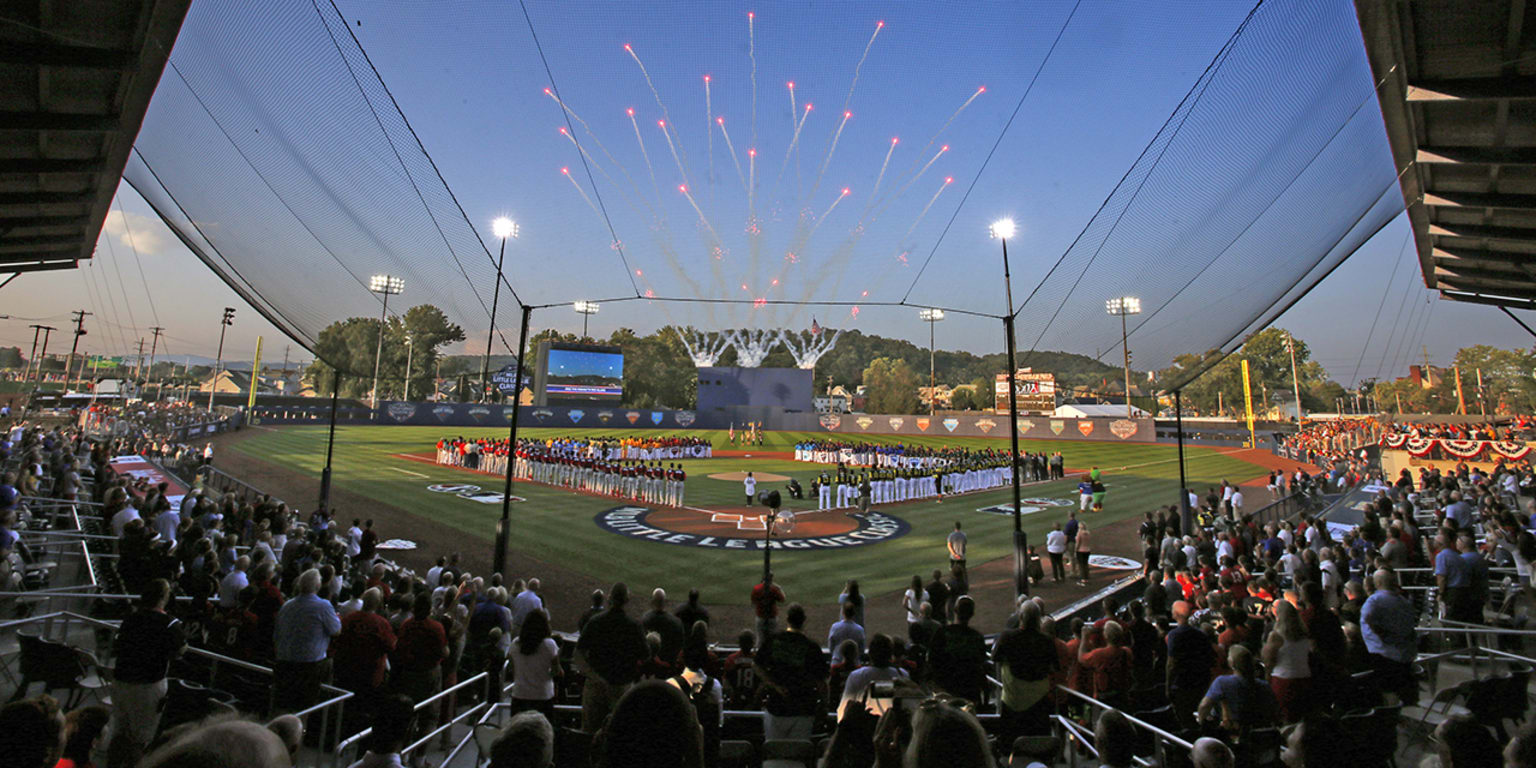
227, 425, 1268, 603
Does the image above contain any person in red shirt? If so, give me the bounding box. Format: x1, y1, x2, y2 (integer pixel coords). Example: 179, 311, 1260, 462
331, 587, 397, 704
1077, 620, 1134, 701
392, 593, 448, 736
751, 571, 786, 641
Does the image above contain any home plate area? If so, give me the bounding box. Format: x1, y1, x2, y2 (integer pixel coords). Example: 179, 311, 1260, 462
594, 505, 911, 550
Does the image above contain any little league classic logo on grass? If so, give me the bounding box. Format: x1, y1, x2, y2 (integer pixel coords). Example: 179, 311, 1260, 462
977, 497, 1075, 516
595, 507, 910, 550
426, 483, 525, 505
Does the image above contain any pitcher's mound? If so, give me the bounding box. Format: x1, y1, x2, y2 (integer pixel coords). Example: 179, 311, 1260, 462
708, 471, 791, 482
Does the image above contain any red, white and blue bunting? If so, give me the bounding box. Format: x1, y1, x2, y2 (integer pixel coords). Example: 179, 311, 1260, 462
1379, 435, 1534, 460
1440, 439, 1484, 459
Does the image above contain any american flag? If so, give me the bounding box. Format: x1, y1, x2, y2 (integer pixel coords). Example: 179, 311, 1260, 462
810, 317, 822, 337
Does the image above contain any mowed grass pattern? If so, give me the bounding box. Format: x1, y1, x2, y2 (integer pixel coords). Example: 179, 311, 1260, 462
229, 426, 1267, 604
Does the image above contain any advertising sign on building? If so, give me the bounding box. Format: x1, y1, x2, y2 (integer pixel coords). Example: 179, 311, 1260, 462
492, 363, 526, 395
994, 370, 1056, 415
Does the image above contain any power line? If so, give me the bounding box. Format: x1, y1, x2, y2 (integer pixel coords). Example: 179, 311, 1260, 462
114, 195, 163, 327
898, 0, 1084, 302
1347, 228, 1411, 385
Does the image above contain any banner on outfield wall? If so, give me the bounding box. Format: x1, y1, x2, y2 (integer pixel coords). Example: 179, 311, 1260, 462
247, 400, 1153, 442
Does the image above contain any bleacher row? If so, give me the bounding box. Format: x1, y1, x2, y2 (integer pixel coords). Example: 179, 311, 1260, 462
1, 429, 1533, 768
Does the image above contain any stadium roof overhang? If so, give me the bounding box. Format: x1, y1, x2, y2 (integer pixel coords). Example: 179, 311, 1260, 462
0, 0, 190, 275
1355, 0, 1536, 310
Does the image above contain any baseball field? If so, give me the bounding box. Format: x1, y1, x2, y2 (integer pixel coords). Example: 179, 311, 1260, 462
222, 426, 1273, 610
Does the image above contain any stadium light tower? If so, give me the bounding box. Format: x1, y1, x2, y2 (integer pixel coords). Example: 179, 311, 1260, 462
918, 308, 945, 414
1106, 296, 1142, 420
403, 334, 414, 401
368, 274, 405, 409
481, 217, 519, 402
574, 301, 600, 339
991, 217, 1027, 598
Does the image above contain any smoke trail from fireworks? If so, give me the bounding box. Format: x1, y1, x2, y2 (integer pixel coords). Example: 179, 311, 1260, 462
748, 12, 758, 150
628, 108, 663, 209
716, 117, 747, 192
658, 119, 693, 192
807, 187, 851, 239
679, 184, 725, 250
704, 76, 714, 189
545, 89, 651, 213
559, 127, 656, 220
810, 110, 851, 200
780, 102, 812, 179
902, 177, 953, 240
835, 21, 883, 119
561, 167, 602, 217
886, 144, 948, 205
626, 44, 692, 183
899, 86, 984, 183
864, 137, 899, 214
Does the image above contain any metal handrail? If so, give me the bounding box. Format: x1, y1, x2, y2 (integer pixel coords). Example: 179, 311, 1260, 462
1056, 688, 1198, 752
333, 671, 491, 768
20, 496, 104, 507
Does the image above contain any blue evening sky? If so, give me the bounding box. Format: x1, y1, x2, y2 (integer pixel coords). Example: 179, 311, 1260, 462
6, 1, 1530, 386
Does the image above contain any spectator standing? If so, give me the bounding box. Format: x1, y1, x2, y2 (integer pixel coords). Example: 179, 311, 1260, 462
925, 570, 950, 624
947, 522, 967, 570
992, 602, 1058, 742
392, 592, 448, 731
751, 572, 786, 641
755, 604, 827, 740
577, 590, 605, 633
641, 588, 686, 667
273, 569, 341, 713
358, 519, 378, 563
508, 609, 562, 720
331, 588, 396, 705
0, 695, 64, 768
1360, 569, 1418, 703
510, 578, 545, 636
826, 601, 866, 664
575, 583, 647, 733
1198, 646, 1277, 737
1262, 601, 1314, 723
1075, 522, 1094, 587
675, 588, 710, 630
835, 580, 865, 628
928, 596, 987, 703
108, 580, 185, 767
1166, 601, 1215, 731
901, 575, 923, 626
1045, 523, 1067, 582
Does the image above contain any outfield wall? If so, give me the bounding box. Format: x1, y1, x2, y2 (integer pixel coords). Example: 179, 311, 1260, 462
248, 400, 1156, 443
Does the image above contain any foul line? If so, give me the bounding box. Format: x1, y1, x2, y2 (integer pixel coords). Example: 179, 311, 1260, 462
387, 467, 428, 478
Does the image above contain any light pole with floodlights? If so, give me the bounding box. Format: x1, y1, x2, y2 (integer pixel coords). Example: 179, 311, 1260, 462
991, 218, 1028, 598
1106, 296, 1141, 420
368, 274, 404, 409
574, 301, 600, 340
481, 217, 518, 402
918, 308, 944, 414
403, 334, 414, 401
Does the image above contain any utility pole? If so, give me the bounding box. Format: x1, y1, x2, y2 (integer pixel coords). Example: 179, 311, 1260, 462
1285, 331, 1304, 426
210, 307, 235, 410
134, 338, 146, 382
23, 324, 50, 390
65, 311, 91, 394
148, 326, 164, 401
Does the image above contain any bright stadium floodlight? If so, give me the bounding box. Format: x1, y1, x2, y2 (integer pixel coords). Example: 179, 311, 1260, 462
482, 217, 520, 402
491, 216, 519, 240
368, 274, 404, 408
1105, 296, 1141, 316
990, 218, 1017, 240
1106, 296, 1142, 419
573, 301, 600, 338
918, 308, 945, 415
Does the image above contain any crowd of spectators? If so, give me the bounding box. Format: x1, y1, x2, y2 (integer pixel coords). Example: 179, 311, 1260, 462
7, 420, 1536, 767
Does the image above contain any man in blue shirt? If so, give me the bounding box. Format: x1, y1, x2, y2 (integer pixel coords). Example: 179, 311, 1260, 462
826, 601, 866, 664
1459, 534, 1489, 624
1434, 530, 1473, 623
274, 568, 341, 713
1361, 569, 1418, 703
1442, 492, 1474, 530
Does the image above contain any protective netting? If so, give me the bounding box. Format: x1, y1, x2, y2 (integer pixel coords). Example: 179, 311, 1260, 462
127, 0, 1402, 379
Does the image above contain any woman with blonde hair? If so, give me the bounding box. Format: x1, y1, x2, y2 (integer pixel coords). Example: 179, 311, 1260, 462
1262, 599, 1313, 723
